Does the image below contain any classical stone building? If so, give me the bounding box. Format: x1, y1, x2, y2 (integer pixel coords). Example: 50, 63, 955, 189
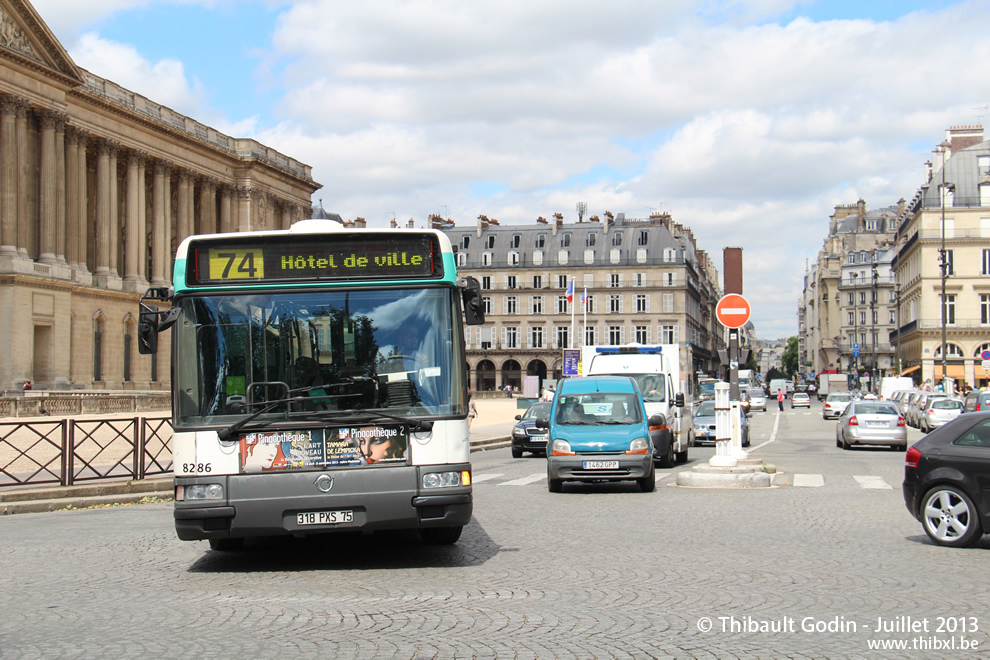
893, 125, 990, 388
0, 0, 321, 391
799, 200, 900, 383
438, 211, 724, 392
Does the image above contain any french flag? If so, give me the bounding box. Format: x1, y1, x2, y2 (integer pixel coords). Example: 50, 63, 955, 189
581, 287, 588, 305
566, 279, 574, 304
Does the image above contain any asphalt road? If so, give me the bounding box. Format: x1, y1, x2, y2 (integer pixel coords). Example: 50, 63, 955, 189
2, 400, 989, 658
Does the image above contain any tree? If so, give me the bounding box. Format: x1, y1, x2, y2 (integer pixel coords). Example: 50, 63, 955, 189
782, 336, 799, 378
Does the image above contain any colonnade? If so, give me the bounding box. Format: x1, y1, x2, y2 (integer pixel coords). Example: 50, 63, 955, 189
0, 93, 307, 291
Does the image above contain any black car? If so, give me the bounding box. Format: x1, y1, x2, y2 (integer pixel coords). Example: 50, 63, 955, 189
511, 401, 552, 457
903, 413, 990, 547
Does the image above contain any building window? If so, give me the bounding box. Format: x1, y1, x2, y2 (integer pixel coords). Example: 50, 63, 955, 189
556, 296, 569, 314
584, 249, 595, 264
609, 273, 620, 288
636, 294, 648, 313
859, 291, 866, 305
504, 296, 518, 314
585, 295, 597, 313
457, 252, 467, 267
533, 275, 542, 289
943, 249, 954, 276
664, 273, 676, 287
662, 294, 674, 313
848, 292, 854, 305
609, 249, 621, 264
461, 236, 470, 249
482, 253, 492, 266
557, 275, 568, 289
508, 251, 520, 266
636, 248, 647, 263
872, 310, 878, 324
889, 310, 896, 325
558, 250, 569, 265
612, 232, 622, 246
123, 332, 132, 382
503, 326, 518, 349
482, 297, 492, 315
663, 248, 675, 263
511, 234, 520, 248
635, 273, 647, 287
608, 325, 623, 345
555, 326, 569, 349
889, 290, 896, 303
505, 275, 517, 289
536, 233, 546, 248
848, 312, 854, 325
859, 311, 866, 325
634, 325, 649, 343
561, 233, 571, 248
982, 295, 990, 325
479, 326, 493, 349
660, 325, 678, 343
608, 294, 622, 313
530, 326, 544, 349
531, 296, 544, 314
941, 294, 956, 325
481, 276, 491, 290
983, 249, 990, 275
587, 233, 597, 247
93, 321, 103, 381
533, 251, 543, 266
486, 235, 495, 249
638, 231, 648, 246
585, 325, 598, 346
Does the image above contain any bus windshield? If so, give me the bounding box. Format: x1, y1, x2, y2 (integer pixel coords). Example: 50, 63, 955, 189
172, 286, 464, 427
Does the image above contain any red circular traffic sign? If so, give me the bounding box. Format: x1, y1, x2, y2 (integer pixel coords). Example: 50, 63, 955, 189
716, 294, 751, 329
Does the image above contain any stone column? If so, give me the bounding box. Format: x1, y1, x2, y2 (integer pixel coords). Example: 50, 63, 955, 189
0, 95, 17, 256
176, 170, 191, 244
137, 155, 147, 281
37, 110, 60, 264
237, 185, 252, 232
73, 129, 89, 276
55, 118, 66, 265
64, 127, 79, 266
108, 142, 120, 278
15, 103, 29, 258
198, 177, 216, 235
186, 173, 196, 240
123, 150, 142, 286
150, 160, 171, 287
95, 139, 114, 275
219, 185, 233, 233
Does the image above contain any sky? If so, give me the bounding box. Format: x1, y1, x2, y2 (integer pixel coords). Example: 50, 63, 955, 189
28, 0, 990, 340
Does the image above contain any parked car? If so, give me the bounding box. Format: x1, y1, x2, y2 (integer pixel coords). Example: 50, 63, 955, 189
900, 390, 927, 421
835, 401, 907, 450
747, 388, 767, 412
822, 393, 853, 420
511, 401, 552, 458
908, 393, 948, 428
903, 413, 990, 547
919, 398, 964, 433
692, 400, 750, 447
791, 392, 811, 408
538, 375, 661, 493
963, 390, 990, 413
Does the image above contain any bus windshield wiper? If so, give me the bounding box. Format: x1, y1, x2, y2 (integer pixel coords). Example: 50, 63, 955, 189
296, 408, 434, 433
216, 384, 354, 441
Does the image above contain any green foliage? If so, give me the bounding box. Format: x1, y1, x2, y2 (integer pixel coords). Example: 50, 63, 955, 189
782, 336, 799, 378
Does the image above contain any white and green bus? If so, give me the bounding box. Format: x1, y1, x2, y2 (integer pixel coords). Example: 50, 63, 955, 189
139, 219, 485, 550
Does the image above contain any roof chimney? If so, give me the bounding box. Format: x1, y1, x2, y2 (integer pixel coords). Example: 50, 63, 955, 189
947, 125, 984, 154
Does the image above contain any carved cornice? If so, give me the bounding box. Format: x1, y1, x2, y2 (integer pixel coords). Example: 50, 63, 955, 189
0, 5, 42, 64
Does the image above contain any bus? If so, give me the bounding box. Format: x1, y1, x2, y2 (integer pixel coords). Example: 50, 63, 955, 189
138, 219, 485, 550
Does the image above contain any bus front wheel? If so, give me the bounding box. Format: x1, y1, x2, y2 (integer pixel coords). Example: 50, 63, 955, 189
420, 526, 463, 545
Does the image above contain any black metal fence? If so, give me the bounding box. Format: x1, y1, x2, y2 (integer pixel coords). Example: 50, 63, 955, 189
0, 416, 172, 489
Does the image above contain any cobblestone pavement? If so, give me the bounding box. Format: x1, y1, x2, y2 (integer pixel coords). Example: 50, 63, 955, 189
1, 403, 989, 658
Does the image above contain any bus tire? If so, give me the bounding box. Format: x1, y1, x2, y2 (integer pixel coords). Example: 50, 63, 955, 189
420, 526, 463, 545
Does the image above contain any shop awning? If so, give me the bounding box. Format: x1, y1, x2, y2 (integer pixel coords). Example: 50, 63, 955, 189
900, 365, 921, 375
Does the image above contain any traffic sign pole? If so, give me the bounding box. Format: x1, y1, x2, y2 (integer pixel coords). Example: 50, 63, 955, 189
716, 295, 752, 402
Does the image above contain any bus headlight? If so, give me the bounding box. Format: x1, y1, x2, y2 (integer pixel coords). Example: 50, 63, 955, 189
423, 471, 470, 489
176, 483, 224, 501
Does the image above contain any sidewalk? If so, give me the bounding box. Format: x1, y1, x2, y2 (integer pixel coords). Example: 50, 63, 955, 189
0, 397, 526, 515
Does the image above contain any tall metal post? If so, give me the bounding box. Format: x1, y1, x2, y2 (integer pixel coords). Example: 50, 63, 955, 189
938, 141, 953, 392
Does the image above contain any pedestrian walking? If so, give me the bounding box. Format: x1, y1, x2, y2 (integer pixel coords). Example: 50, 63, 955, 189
468, 394, 478, 428
777, 389, 784, 412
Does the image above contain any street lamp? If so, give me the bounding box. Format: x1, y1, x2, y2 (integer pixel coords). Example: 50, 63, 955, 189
937, 140, 955, 392
851, 271, 858, 380
871, 261, 878, 393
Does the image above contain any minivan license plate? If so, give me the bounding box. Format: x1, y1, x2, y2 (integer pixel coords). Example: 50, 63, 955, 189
583, 460, 619, 469
297, 510, 353, 526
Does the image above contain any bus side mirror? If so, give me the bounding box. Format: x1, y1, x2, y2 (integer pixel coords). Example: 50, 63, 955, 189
459, 276, 485, 326
138, 305, 159, 355
675, 392, 685, 408
535, 417, 549, 430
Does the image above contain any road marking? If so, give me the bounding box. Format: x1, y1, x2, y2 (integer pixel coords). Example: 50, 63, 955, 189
472, 473, 503, 483
746, 412, 780, 453
498, 472, 546, 486
793, 473, 825, 487
854, 475, 893, 490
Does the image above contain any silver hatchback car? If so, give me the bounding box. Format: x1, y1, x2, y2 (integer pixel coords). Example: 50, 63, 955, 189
822, 393, 852, 420
835, 401, 907, 450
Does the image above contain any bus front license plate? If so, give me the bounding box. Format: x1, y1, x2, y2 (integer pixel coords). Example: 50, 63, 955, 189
297, 510, 353, 526
583, 460, 619, 470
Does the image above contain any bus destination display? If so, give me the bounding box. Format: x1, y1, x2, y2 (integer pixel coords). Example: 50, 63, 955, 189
188, 234, 441, 285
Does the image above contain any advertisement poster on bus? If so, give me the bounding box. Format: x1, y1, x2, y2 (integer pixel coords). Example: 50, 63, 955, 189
239, 426, 408, 472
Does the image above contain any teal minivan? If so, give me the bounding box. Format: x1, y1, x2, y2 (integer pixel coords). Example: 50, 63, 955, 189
536, 375, 663, 493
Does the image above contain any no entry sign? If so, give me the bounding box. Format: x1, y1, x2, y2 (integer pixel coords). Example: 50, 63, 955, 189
716, 294, 751, 329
